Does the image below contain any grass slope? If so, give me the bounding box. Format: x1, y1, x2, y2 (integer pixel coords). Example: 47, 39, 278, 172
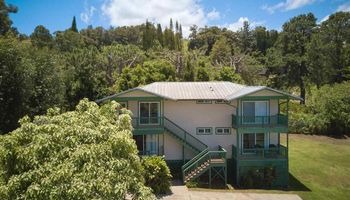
189, 134, 350, 200
288, 134, 350, 200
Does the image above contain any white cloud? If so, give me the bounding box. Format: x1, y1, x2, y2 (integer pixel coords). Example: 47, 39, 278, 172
80, 5, 96, 24
320, 14, 329, 23
320, 2, 350, 23
223, 17, 264, 32
207, 8, 220, 20
101, 0, 207, 37
262, 0, 316, 14
337, 2, 350, 12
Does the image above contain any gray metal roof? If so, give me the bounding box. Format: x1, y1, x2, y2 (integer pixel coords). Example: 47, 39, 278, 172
226, 86, 303, 101
97, 82, 302, 102
140, 82, 245, 100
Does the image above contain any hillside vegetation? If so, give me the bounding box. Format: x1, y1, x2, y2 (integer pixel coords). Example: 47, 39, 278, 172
1, 0, 350, 136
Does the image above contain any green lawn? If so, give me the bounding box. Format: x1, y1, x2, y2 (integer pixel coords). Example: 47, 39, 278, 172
287, 134, 350, 200
190, 134, 350, 200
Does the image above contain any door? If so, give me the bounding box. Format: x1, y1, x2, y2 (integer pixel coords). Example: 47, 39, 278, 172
242, 133, 265, 154
139, 102, 160, 125
242, 101, 268, 124
255, 101, 268, 124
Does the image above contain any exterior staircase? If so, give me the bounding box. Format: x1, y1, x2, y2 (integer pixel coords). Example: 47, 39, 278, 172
163, 117, 207, 153
163, 117, 227, 185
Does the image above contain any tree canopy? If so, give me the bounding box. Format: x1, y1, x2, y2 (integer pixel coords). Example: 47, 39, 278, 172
0, 99, 155, 199
1, 3, 350, 136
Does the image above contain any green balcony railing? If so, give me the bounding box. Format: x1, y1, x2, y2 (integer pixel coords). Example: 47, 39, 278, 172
232, 145, 288, 160
132, 117, 164, 129
232, 114, 288, 128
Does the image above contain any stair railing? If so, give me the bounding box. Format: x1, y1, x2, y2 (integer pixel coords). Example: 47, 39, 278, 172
182, 146, 227, 183
181, 148, 209, 171
163, 117, 207, 152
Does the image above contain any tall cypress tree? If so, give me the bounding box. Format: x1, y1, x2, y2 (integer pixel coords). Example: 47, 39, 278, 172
70, 16, 78, 32
170, 18, 173, 31
175, 21, 179, 33
179, 24, 183, 39
156, 23, 163, 46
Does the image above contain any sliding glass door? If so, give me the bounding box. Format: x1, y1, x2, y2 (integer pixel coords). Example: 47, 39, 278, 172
133, 134, 162, 155
139, 102, 160, 125
242, 133, 265, 153
242, 101, 268, 124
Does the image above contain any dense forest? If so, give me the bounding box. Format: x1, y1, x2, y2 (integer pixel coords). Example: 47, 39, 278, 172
1, 0, 350, 135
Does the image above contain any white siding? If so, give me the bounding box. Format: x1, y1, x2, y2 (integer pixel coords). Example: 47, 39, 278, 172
124, 96, 280, 161
270, 99, 279, 115
164, 133, 183, 160
163, 100, 237, 159
269, 132, 279, 145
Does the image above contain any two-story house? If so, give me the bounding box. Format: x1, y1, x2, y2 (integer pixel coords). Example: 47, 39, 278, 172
98, 82, 301, 187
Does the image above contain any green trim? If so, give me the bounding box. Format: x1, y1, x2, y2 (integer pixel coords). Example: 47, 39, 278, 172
113, 97, 163, 101
238, 127, 288, 133
133, 128, 165, 135
240, 96, 288, 100
215, 127, 231, 135
196, 127, 213, 135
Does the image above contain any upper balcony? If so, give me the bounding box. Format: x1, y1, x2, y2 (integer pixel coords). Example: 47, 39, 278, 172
131, 117, 165, 135
232, 145, 288, 160
231, 114, 288, 128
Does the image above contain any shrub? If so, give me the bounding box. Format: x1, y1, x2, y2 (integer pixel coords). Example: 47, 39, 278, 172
185, 181, 199, 188
309, 82, 350, 135
240, 166, 277, 188
142, 156, 172, 194
0, 99, 155, 200
289, 82, 350, 135
289, 111, 327, 134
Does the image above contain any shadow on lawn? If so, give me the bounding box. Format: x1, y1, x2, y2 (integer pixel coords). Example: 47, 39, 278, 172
287, 173, 311, 192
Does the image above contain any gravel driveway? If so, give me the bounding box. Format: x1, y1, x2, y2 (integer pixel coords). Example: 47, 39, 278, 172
159, 183, 302, 200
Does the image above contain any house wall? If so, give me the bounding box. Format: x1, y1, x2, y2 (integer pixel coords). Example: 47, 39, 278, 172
118, 88, 284, 161
163, 100, 238, 160
270, 99, 279, 115
269, 132, 279, 145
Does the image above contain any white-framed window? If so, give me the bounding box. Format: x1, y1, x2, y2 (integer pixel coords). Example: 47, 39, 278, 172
196, 100, 212, 104
242, 133, 265, 153
215, 100, 229, 104
196, 127, 212, 135
139, 102, 160, 125
215, 127, 231, 135
242, 101, 269, 124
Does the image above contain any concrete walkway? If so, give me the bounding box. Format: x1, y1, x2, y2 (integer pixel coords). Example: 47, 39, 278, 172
159, 183, 302, 200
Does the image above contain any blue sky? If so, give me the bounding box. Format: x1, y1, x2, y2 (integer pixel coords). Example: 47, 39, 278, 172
7, 0, 350, 36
